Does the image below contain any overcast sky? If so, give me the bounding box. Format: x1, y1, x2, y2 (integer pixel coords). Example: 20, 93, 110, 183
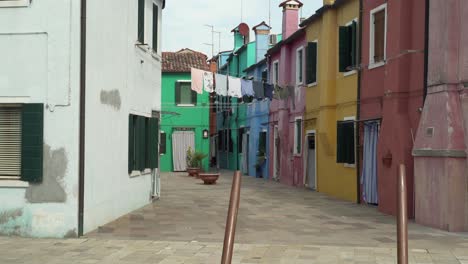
161, 0, 323, 58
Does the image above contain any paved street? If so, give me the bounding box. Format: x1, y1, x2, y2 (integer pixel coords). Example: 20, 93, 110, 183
1, 171, 468, 263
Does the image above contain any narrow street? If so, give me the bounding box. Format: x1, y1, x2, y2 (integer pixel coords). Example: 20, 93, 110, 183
1, 172, 467, 263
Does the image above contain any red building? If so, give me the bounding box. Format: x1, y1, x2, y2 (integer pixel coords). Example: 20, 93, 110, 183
359, 0, 426, 217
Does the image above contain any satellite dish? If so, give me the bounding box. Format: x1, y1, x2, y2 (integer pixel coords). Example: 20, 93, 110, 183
238, 23, 250, 37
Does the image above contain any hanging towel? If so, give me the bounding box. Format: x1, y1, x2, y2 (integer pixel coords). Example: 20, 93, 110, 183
241, 79, 254, 96
264, 83, 274, 99
215, 74, 228, 96
252, 81, 264, 98
203, 71, 214, 93
228, 76, 242, 98
191, 68, 204, 94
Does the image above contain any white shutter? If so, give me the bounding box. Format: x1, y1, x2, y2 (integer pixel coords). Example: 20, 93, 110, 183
0, 106, 21, 179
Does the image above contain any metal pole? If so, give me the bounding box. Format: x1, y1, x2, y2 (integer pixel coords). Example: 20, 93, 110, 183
221, 171, 242, 264
397, 164, 408, 264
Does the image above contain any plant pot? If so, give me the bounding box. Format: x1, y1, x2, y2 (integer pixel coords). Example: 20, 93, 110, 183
187, 167, 201, 177
198, 173, 219, 185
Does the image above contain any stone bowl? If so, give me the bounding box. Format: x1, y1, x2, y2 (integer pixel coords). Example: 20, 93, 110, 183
198, 173, 219, 185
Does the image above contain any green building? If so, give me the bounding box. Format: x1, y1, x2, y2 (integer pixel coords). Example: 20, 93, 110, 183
160, 49, 210, 172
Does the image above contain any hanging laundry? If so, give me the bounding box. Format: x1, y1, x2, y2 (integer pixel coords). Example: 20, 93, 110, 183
215, 74, 228, 96
264, 83, 274, 100
252, 81, 264, 98
191, 68, 204, 94
241, 79, 254, 96
228, 76, 242, 98
203, 71, 214, 93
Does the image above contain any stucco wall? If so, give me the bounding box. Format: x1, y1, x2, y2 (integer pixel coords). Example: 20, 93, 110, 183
0, 0, 81, 237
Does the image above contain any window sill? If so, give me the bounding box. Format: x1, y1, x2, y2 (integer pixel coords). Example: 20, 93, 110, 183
307, 82, 318, 88
344, 163, 356, 168
0, 180, 29, 188
151, 51, 161, 62
368, 61, 385, 70
176, 104, 196, 107
0, 0, 30, 7
343, 70, 357, 77
129, 169, 152, 178
135, 42, 149, 53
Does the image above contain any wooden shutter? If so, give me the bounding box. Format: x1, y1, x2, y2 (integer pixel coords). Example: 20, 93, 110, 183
152, 4, 158, 52
138, 0, 145, 43
0, 106, 22, 179
136, 115, 146, 171
128, 115, 135, 173
351, 21, 357, 67
339, 26, 350, 72
160, 132, 167, 154
306, 42, 317, 84
148, 118, 159, 168
175, 82, 181, 105
21, 103, 44, 183
374, 10, 385, 62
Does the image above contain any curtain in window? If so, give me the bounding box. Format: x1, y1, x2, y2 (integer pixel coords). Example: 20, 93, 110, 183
361, 122, 379, 204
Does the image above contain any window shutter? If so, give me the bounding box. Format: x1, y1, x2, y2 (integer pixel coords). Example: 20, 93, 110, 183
138, 0, 145, 43
0, 106, 22, 179
136, 116, 146, 171
128, 115, 135, 173
191, 90, 197, 106
336, 121, 355, 164
175, 82, 181, 105
160, 132, 167, 154
296, 120, 301, 154
152, 4, 158, 52
228, 130, 233, 153
350, 21, 357, 67
306, 42, 317, 84
339, 26, 350, 72
21, 103, 44, 183
149, 118, 159, 168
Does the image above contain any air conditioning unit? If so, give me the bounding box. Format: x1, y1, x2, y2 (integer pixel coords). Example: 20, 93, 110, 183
269, 34, 278, 45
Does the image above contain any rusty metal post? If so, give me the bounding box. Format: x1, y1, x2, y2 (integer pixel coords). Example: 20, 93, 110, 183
221, 171, 242, 264
397, 164, 408, 264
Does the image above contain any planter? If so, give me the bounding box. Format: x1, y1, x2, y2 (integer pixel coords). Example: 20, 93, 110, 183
187, 167, 201, 177
198, 173, 219, 185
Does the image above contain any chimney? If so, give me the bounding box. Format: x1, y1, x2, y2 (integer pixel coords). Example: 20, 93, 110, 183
323, 0, 335, 5
280, 0, 303, 39
253, 22, 271, 63
232, 23, 250, 50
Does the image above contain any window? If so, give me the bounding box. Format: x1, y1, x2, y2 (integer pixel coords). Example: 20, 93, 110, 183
336, 119, 355, 165
128, 114, 159, 174
306, 41, 318, 85
294, 117, 302, 155
0, 0, 29, 7
259, 131, 267, 153
261, 70, 267, 83
370, 4, 387, 67
160, 131, 166, 155
175, 81, 197, 106
296, 48, 304, 84
137, 0, 145, 43
238, 128, 245, 153
273, 61, 279, 84
152, 4, 159, 53
339, 20, 358, 72
0, 104, 44, 182
228, 129, 233, 153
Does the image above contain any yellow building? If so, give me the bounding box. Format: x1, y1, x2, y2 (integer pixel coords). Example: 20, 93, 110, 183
301, 0, 359, 202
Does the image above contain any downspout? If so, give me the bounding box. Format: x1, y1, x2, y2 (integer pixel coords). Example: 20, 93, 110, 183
423, 0, 429, 102
356, 0, 363, 204
78, 0, 87, 237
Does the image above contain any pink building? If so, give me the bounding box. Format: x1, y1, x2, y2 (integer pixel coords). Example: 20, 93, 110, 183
413, 0, 468, 232
266, 0, 306, 186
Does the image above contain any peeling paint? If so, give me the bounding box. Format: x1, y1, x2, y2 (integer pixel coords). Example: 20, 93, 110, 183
0, 209, 23, 225
100, 90, 121, 110
25, 145, 67, 203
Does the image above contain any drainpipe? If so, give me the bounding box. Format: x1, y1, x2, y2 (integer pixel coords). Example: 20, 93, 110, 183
423, 0, 429, 102
78, 0, 87, 237
356, 0, 363, 204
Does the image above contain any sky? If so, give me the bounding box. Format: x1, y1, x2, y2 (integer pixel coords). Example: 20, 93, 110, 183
161, 0, 323, 58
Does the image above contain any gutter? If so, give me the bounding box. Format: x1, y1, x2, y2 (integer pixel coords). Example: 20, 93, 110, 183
356, 0, 363, 204
78, 0, 87, 237
423, 0, 429, 102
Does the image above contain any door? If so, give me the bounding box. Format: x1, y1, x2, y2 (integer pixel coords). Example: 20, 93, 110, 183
306, 133, 316, 190
273, 126, 279, 181
172, 130, 195, 172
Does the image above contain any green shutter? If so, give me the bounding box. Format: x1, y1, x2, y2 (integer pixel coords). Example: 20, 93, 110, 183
21, 103, 44, 183
149, 118, 159, 168
152, 4, 158, 52
350, 21, 357, 67
128, 115, 135, 173
138, 0, 145, 43
135, 116, 146, 171
306, 42, 317, 84
339, 26, 350, 72
175, 82, 181, 105
191, 90, 197, 106
160, 132, 166, 154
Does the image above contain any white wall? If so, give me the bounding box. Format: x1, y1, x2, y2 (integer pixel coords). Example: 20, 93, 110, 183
83, 0, 163, 233
0, 0, 81, 237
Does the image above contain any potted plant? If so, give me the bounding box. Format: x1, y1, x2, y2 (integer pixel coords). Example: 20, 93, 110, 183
186, 147, 207, 177
255, 149, 266, 178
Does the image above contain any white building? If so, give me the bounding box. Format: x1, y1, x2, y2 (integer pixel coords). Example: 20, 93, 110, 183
0, 0, 165, 237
